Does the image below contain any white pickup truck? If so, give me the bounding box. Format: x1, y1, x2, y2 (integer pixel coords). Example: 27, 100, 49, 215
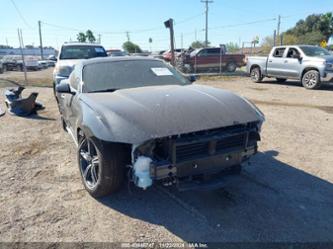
246, 45, 333, 89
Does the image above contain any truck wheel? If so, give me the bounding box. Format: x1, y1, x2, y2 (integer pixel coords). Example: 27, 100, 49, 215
276, 78, 287, 83
226, 62, 237, 72
78, 136, 126, 198
250, 67, 263, 83
302, 70, 321, 89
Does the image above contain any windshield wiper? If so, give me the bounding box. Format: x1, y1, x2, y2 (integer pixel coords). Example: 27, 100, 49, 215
89, 88, 119, 93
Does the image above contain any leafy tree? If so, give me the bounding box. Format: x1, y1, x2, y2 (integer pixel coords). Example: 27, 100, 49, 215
77, 32, 86, 42
285, 12, 333, 43
122, 41, 142, 53
191, 40, 210, 48
282, 33, 298, 45
225, 42, 240, 53
86, 30, 96, 43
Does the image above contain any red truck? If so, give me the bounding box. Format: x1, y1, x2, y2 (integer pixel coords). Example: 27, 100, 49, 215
179, 46, 246, 73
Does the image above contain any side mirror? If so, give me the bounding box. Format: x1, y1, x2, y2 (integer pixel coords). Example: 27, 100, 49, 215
56, 81, 75, 95
293, 54, 302, 60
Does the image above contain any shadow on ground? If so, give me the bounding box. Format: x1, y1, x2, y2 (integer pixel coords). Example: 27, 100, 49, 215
260, 79, 333, 91
99, 151, 333, 242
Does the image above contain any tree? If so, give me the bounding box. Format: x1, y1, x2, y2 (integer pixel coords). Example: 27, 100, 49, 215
190, 40, 209, 48
122, 41, 142, 53
261, 36, 274, 54
225, 42, 240, 53
77, 32, 86, 42
285, 12, 333, 43
86, 30, 96, 43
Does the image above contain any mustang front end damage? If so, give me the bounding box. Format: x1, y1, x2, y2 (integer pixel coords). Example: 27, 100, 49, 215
131, 121, 261, 190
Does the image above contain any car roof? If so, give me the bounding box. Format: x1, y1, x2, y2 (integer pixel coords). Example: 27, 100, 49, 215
80, 56, 162, 66
61, 42, 104, 47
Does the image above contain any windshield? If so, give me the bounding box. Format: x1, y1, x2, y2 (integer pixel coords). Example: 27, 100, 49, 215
299, 46, 331, 57
60, 45, 107, 59
83, 60, 191, 92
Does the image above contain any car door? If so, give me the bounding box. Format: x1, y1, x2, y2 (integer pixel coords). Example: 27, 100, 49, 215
66, 70, 81, 130
283, 47, 303, 79
194, 48, 220, 72
266, 47, 287, 77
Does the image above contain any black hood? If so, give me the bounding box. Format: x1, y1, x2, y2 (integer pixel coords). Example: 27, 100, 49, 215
80, 84, 263, 144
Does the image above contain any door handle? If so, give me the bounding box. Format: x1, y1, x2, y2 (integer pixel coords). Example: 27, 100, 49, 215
284, 60, 288, 63
268, 60, 273, 63
60, 94, 65, 99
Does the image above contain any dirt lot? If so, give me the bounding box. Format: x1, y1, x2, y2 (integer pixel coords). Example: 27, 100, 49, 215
0, 72, 333, 243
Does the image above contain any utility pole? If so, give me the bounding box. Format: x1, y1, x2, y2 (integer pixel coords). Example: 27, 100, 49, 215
181, 33, 183, 50
17, 28, 27, 84
276, 15, 281, 45
164, 18, 175, 66
38, 21, 44, 59
273, 30, 277, 47
98, 34, 101, 44
126, 31, 130, 42
201, 0, 213, 47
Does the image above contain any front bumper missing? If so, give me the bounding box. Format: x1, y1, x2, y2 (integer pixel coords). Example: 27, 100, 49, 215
150, 145, 256, 182
133, 122, 261, 191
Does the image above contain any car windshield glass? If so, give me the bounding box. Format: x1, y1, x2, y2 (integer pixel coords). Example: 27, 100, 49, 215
299, 46, 330, 56
83, 60, 191, 92
60, 46, 107, 59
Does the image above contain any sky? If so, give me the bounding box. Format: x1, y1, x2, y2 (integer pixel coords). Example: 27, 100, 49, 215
0, 0, 332, 51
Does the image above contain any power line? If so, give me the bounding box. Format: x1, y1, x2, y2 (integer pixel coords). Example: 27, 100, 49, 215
9, 0, 32, 29
208, 17, 277, 31
40, 12, 204, 36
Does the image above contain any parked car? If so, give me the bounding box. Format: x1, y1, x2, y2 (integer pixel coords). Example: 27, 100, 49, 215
2, 55, 24, 71
38, 60, 49, 69
53, 42, 107, 97
163, 49, 182, 61
150, 50, 166, 60
46, 60, 56, 67
180, 46, 246, 73
247, 45, 333, 89
56, 56, 265, 197
1, 55, 39, 71
0, 60, 3, 74
108, 51, 127, 57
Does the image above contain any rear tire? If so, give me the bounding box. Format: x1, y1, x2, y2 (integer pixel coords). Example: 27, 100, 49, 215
302, 70, 321, 89
250, 67, 263, 83
226, 62, 237, 73
276, 78, 287, 83
78, 136, 126, 198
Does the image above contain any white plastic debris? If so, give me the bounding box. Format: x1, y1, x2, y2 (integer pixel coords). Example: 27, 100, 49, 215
133, 156, 153, 190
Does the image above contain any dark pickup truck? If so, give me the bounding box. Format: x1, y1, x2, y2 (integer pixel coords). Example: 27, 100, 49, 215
178, 46, 246, 73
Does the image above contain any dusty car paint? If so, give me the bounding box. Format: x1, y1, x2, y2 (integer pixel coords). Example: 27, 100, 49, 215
79, 84, 263, 144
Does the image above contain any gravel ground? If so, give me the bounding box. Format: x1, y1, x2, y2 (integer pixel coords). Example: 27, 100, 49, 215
0, 76, 333, 243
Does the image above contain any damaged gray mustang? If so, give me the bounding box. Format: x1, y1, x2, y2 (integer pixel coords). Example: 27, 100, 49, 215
56, 57, 265, 197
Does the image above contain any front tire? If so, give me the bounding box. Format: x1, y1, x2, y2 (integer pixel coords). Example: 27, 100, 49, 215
78, 137, 126, 198
302, 70, 321, 89
250, 67, 263, 83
